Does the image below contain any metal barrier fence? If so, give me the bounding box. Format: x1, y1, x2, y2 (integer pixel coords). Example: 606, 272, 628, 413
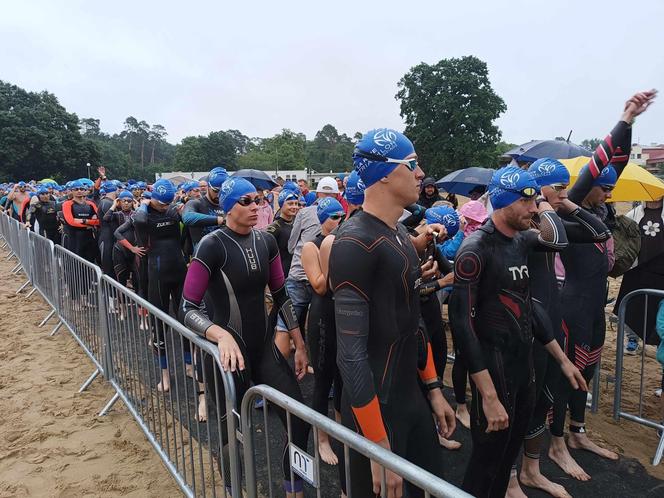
241, 385, 471, 498
53, 243, 108, 392
27, 229, 60, 327
614, 288, 664, 466
98, 275, 242, 498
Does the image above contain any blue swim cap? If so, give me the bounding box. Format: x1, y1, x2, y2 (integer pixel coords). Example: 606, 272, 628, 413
488, 166, 540, 210
208, 167, 229, 190
282, 181, 300, 194
593, 164, 617, 187
182, 181, 199, 193
36, 186, 49, 195
344, 170, 365, 205
151, 179, 176, 204
528, 158, 570, 187
79, 178, 94, 188
279, 189, 299, 207
118, 191, 134, 201
70, 179, 84, 190
100, 181, 117, 194
142, 191, 152, 199
316, 197, 345, 223
425, 206, 460, 237
136, 181, 147, 189
220, 178, 257, 213
304, 191, 317, 207
353, 128, 415, 188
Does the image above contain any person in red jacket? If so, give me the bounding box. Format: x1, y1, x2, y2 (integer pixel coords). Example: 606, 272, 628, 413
61, 179, 100, 263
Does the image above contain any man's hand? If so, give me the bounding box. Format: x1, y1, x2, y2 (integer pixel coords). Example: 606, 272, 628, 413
141, 199, 150, 206
429, 388, 456, 438
622, 89, 657, 122
482, 393, 509, 432
561, 358, 588, 391
459, 215, 467, 233
370, 438, 403, 498
420, 257, 439, 281
217, 216, 224, 225
110, 198, 119, 210
97, 166, 106, 178
293, 346, 309, 380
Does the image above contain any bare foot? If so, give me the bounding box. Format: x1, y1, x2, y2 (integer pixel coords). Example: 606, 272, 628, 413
520, 465, 571, 498
197, 393, 208, 422
505, 474, 528, 498
157, 369, 170, 392
456, 404, 470, 430
438, 434, 461, 450
568, 432, 619, 460
548, 436, 590, 481
318, 434, 338, 465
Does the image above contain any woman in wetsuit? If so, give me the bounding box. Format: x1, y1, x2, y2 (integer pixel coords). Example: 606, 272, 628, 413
179, 177, 309, 497
302, 197, 345, 465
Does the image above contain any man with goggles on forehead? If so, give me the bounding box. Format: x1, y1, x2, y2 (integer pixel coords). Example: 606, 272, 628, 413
180, 177, 309, 497
450, 166, 587, 498
500, 158, 611, 497
548, 90, 657, 483
182, 167, 227, 249
329, 128, 456, 498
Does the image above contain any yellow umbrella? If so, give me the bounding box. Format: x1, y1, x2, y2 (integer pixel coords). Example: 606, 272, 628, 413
560, 157, 664, 202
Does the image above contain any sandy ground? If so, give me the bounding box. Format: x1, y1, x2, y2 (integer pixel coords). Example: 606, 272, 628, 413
0, 249, 181, 497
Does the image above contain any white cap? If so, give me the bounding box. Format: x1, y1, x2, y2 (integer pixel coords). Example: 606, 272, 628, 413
316, 176, 339, 194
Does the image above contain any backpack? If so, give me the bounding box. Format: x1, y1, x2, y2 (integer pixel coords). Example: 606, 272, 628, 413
608, 214, 641, 278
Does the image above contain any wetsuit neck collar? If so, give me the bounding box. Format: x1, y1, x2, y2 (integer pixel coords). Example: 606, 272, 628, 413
481, 218, 514, 241
224, 223, 253, 237
360, 209, 400, 233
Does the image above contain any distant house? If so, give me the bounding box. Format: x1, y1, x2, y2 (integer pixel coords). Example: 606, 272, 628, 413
630, 144, 664, 173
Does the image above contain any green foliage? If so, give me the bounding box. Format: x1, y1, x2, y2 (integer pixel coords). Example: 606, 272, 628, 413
580, 138, 601, 151
396, 56, 506, 178
173, 130, 240, 172
0, 80, 101, 182
238, 129, 307, 171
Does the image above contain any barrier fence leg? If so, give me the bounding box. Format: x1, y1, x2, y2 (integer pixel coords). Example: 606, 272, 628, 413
15, 280, 30, 294
50, 321, 63, 337
11, 262, 22, 273
79, 369, 100, 393
25, 287, 36, 299
39, 309, 56, 327
654, 432, 664, 466
99, 392, 121, 417
6, 251, 15, 261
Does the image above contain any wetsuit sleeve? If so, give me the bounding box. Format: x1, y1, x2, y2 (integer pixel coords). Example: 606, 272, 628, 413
562, 208, 611, 242
61, 200, 87, 228
531, 210, 568, 251
266, 233, 298, 330
330, 235, 387, 442
568, 120, 632, 204
439, 231, 464, 260
114, 218, 136, 250
449, 242, 487, 374
416, 328, 439, 383
182, 199, 219, 227
102, 204, 116, 222
85, 201, 100, 226
532, 299, 555, 345
179, 237, 221, 337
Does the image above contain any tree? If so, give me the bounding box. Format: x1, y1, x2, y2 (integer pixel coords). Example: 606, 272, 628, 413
238, 129, 307, 171
396, 56, 506, 178
79, 117, 100, 137
122, 116, 139, 156
0, 80, 100, 182
306, 124, 355, 172
580, 138, 601, 151
149, 124, 167, 164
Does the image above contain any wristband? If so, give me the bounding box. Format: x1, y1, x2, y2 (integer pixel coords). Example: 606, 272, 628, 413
425, 379, 443, 391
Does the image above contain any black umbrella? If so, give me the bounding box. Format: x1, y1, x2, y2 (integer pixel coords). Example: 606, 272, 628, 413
436, 167, 495, 196
230, 169, 278, 190
504, 140, 592, 163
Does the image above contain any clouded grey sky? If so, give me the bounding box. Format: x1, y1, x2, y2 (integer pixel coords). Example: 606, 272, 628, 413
2, 0, 662, 148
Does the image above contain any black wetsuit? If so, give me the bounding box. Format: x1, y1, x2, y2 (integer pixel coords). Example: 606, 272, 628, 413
133, 204, 187, 364
551, 120, 632, 437
525, 209, 610, 451
179, 226, 308, 493
329, 210, 443, 498
97, 196, 118, 278
266, 216, 294, 278
182, 195, 224, 248
108, 210, 136, 287
29, 198, 61, 244
61, 199, 99, 263
449, 214, 566, 498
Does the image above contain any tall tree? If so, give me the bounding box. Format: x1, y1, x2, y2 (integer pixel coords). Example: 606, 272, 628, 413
580, 138, 601, 151
396, 56, 506, 177
122, 116, 139, 156
0, 80, 100, 182
149, 124, 167, 164
137, 120, 149, 169
79, 117, 101, 137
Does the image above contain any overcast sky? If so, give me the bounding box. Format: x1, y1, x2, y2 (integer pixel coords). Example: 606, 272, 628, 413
2, 0, 662, 148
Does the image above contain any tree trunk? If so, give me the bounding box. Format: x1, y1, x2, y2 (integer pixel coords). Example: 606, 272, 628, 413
141, 139, 145, 168
150, 142, 156, 164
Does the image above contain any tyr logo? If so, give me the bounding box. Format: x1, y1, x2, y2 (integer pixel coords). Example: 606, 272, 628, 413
508, 265, 529, 280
